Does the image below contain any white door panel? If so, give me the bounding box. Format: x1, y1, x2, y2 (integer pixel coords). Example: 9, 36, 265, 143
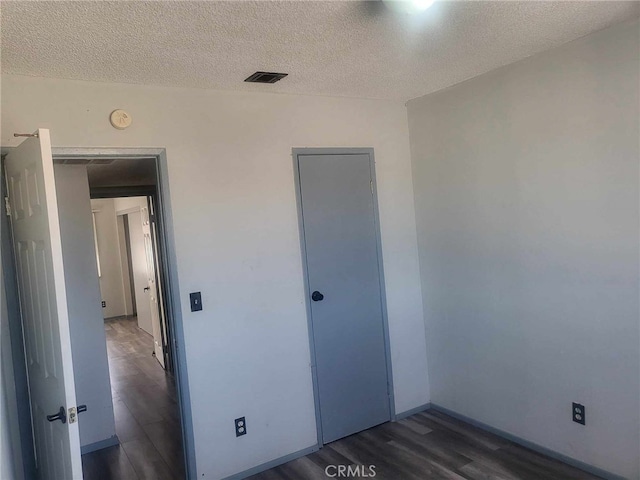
128, 211, 152, 335
141, 205, 164, 368
5, 129, 82, 479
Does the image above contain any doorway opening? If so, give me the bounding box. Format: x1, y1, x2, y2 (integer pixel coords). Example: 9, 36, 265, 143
88, 194, 182, 478
61, 156, 186, 479
2, 138, 194, 479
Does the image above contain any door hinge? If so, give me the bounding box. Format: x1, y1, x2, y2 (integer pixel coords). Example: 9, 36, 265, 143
4, 196, 11, 217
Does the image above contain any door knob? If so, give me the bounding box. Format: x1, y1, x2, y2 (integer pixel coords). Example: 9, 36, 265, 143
46, 406, 67, 424
144, 287, 150, 292
311, 291, 324, 302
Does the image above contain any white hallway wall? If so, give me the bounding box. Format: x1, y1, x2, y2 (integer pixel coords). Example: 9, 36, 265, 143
407, 20, 639, 479
0, 76, 430, 479
92, 198, 128, 319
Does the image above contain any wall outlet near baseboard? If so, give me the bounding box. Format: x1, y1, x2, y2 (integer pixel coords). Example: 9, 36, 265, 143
235, 417, 247, 437
572, 402, 585, 425
101, 301, 106, 308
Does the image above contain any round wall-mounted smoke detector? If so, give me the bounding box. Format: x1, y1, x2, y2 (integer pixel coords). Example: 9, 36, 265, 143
109, 109, 132, 130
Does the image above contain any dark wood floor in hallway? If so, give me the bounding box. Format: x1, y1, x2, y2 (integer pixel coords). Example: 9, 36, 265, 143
81, 316, 185, 480
247, 410, 602, 480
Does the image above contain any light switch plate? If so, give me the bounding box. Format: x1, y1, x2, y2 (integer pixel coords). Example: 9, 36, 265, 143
190, 292, 202, 312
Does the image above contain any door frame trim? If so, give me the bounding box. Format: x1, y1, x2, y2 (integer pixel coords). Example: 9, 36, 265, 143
291, 147, 396, 447
50, 147, 196, 479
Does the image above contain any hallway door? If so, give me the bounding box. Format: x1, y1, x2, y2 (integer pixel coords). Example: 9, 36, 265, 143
128, 210, 153, 335
141, 204, 165, 368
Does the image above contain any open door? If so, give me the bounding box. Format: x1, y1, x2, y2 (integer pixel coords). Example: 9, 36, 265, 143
4, 129, 83, 479
141, 202, 165, 369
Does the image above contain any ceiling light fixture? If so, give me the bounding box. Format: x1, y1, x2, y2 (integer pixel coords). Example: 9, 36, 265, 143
384, 0, 436, 14
412, 0, 435, 11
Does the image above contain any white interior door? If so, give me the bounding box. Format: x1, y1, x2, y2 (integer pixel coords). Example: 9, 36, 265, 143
126, 211, 152, 335
141, 204, 165, 368
4, 129, 83, 479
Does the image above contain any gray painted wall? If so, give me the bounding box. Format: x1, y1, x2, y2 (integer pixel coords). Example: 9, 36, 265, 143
407, 20, 639, 479
55, 165, 117, 447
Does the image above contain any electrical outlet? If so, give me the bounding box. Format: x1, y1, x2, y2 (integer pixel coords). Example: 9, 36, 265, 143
235, 417, 246, 437
572, 402, 585, 425
101, 301, 106, 308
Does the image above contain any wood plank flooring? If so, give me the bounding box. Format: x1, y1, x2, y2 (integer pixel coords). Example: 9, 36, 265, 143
81, 316, 185, 480
83, 317, 602, 480
247, 410, 603, 480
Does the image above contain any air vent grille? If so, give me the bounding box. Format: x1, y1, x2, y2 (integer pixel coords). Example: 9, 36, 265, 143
244, 71, 288, 84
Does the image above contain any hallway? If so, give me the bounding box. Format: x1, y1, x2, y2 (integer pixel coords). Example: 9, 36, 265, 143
81, 316, 185, 480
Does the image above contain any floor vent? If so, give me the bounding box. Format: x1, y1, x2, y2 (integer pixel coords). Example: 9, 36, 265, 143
244, 71, 288, 84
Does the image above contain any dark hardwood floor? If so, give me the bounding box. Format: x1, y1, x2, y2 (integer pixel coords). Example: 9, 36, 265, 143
81, 316, 185, 480
247, 410, 603, 480
83, 317, 601, 480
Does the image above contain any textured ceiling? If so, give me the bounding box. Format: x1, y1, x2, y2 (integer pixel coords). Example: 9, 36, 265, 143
1, 1, 638, 101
